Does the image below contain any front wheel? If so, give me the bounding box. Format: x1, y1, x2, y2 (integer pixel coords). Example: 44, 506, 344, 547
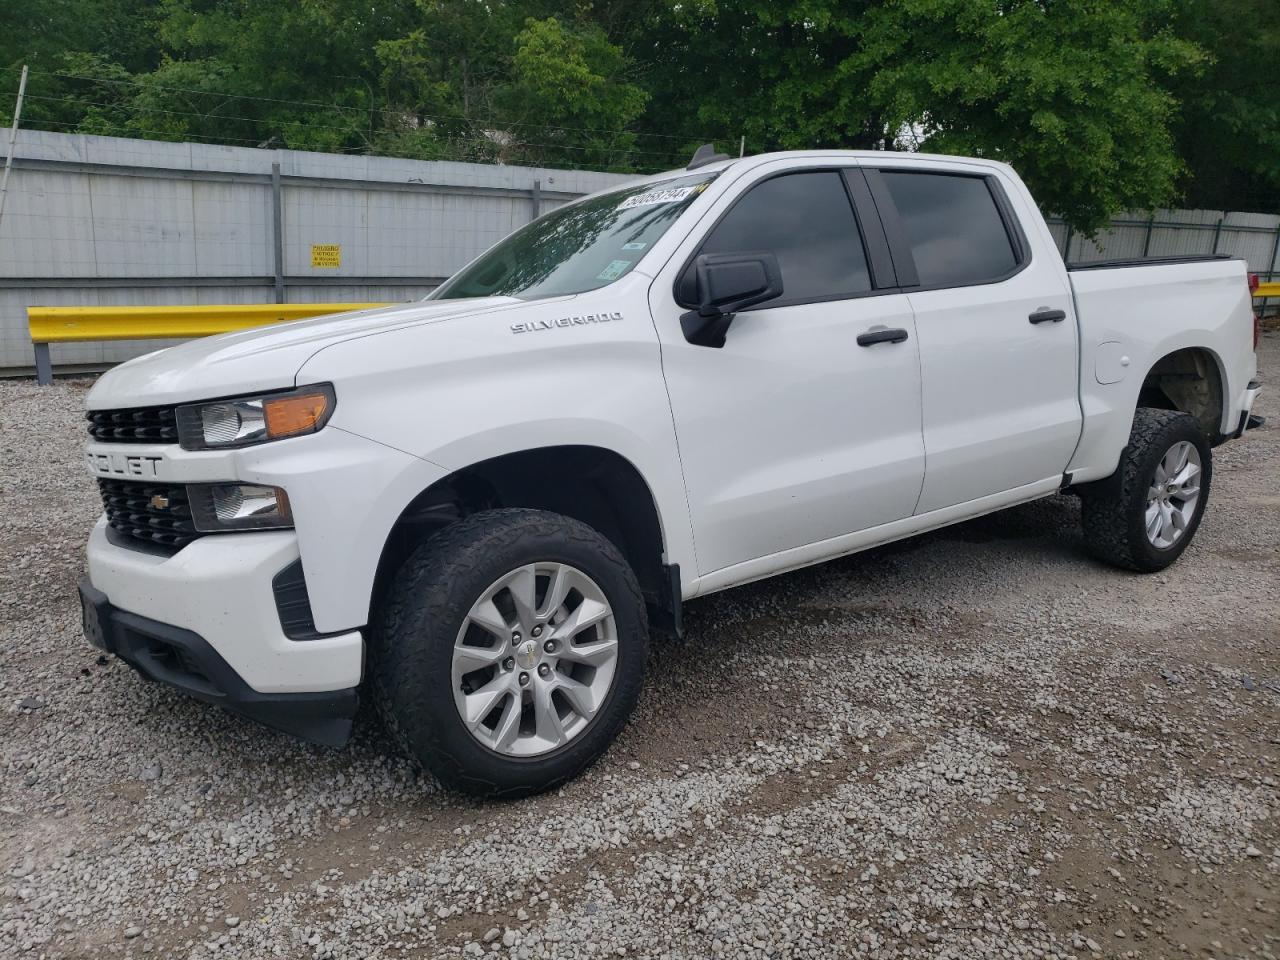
1081, 407, 1212, 572
370, 508, 648, 797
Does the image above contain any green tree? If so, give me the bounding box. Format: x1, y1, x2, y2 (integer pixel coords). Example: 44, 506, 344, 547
637, 0, 1204, 232
375, 3, 648, 169
1167, 0, 1280, 212
0, 0, 164, 135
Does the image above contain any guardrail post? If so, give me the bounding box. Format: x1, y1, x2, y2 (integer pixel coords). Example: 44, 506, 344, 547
271, 162, 285, 304
34, 342, 52, 385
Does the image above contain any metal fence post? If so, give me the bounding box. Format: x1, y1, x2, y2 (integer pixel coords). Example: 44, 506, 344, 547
271, 162, 285, 304
530, 180, 541, 222
1263, 223, 1280, 318
33, 341, 52, 385
1142, 214, 1155, 257
1211, 215, 1224, 254
1063, 224, 1074, 262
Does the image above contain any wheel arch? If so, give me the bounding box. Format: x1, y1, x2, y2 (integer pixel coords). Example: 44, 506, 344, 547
370, 445, 679, 633
1135, 345, 1229, 442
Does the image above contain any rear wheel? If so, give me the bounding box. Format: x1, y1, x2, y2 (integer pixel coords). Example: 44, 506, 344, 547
370, 508, 647, 797
1081, 407, 1212, 572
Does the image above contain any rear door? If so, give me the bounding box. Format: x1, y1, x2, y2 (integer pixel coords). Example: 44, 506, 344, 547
648, 162, 925, 577
862, 163, 1081, 514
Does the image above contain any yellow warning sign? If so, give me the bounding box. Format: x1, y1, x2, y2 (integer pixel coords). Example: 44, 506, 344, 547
310, 244, 341, 268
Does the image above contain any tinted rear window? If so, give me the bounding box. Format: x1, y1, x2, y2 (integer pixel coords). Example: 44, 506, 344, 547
881, 172, 1018, 287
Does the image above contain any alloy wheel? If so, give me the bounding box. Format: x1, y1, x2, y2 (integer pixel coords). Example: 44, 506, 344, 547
1145, 440, 1202, 549
451, 562, 619, 757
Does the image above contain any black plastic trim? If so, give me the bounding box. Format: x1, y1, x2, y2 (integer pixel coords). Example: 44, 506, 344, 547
272, 559, 356, 641
1029, 308, 1068, 324
842, 168, 899, 289
1067, 255, 1241, 271
79, 577, 357, 746
860, 169, 920, 289
856, 327, 910, 347
104, 523, 183, 557
650, 563, 683, 638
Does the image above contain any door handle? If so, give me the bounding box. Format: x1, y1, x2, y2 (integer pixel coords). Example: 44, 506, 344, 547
857, 327, 910, 347
1029, 307, 1067, 324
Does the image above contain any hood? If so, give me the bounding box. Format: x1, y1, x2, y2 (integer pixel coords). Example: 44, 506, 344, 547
85, 297, 519, 408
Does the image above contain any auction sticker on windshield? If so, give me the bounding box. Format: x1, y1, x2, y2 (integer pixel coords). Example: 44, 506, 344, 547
618, 185, 700, 209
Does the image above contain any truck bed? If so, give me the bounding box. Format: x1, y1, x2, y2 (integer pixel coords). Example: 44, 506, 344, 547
1064, 255, 1257, 483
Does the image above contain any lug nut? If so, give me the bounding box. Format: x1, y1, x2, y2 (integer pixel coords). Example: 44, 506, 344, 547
543, 639, 557, 653
502, 657, 514, 672
537, 664, 551, 678
518, 672, 530, 687
531, 625, 543, 638
511, 631, 522, 645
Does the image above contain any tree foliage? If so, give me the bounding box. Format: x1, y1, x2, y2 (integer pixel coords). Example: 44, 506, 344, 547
1166, 0, 1280, 212
1, 0, 1276, 228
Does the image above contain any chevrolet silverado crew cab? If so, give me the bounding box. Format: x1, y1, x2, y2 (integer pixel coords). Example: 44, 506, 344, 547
78, 147, 1263, 796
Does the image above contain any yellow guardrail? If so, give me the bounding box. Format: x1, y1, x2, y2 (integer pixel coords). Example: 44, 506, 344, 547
28, 302, 392, 384
23, 282, 1280, 385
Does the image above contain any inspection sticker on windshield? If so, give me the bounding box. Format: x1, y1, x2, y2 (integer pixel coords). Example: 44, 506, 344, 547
597, 259, 631, 281
617, 185, 698, 209
622, 241, 647, 251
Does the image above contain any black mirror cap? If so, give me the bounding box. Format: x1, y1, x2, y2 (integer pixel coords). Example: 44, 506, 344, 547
697, 251, 783, 316
680, 251, 784, 347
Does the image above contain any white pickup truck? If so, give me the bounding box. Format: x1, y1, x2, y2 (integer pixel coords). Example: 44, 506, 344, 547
78, 147, 1262, 796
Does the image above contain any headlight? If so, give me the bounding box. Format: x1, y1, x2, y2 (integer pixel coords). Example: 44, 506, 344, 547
176, 384, 335, 450
189, 483, 293, 532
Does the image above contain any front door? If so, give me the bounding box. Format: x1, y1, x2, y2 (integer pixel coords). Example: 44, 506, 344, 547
649, 165, 926, 577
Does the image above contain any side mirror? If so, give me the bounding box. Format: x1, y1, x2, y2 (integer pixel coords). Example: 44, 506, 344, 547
680, 252, 784, 348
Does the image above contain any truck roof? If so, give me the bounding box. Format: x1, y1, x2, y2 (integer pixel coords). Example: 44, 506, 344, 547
578, 149, 1016, 204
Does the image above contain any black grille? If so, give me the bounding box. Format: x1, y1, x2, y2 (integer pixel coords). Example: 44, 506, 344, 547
97, 478, 203, 551
86, 405, 179, 444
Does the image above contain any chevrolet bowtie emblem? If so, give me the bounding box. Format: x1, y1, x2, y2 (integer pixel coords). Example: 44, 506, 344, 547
149, 494, 170, 510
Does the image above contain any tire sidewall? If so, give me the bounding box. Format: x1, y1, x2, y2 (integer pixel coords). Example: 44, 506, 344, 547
1124, 419, 1212, 570
373, 511, 647, 796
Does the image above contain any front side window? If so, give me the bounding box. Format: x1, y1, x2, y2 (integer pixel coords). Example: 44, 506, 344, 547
693, 171, 872, 304
434, 172, 717, 301
880, 172, 1018, 287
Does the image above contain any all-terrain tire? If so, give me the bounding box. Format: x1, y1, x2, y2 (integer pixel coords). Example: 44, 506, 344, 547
1080, 407, 1212, 572
369, 508, 647, 798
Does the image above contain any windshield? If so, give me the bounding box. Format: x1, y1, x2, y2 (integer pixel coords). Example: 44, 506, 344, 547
433, 172, 718, 301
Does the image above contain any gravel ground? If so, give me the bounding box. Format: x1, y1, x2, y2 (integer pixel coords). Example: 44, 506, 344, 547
2, 333, 1278, 960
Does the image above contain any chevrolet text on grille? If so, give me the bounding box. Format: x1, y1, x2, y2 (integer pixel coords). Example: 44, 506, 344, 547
87, 452, 163, 478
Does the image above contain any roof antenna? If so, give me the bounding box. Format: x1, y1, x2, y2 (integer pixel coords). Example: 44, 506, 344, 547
687, 143, 731, 171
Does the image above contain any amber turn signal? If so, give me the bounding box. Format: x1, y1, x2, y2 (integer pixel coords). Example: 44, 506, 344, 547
265, 391, 332, 439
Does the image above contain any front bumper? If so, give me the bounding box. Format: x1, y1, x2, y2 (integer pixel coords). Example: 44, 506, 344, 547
86, 517, 364, 693
80, 577, 357, 745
